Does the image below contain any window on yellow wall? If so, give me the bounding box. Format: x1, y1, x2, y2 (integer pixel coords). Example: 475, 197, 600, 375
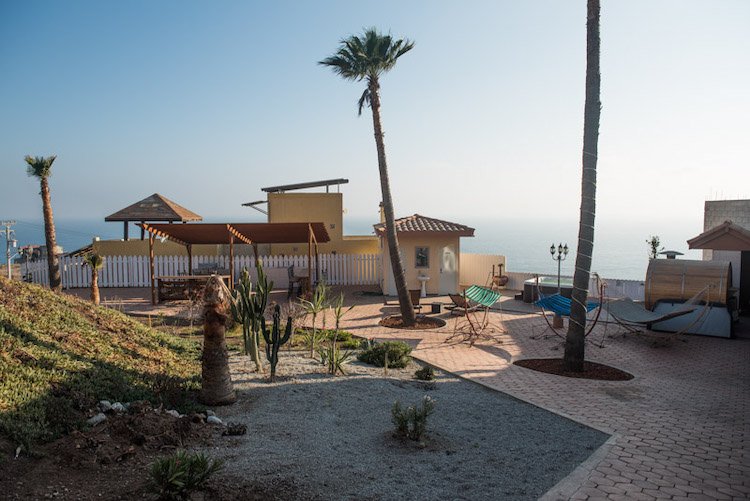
415, 246, 429, 268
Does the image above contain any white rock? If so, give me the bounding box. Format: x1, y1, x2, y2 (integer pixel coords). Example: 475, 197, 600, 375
207, 415, 223, 425
111, 402, 126, 413
87, 413, 107, 426
206, 409, 216, 417
98, 400, 112, 413
166, 410, 181, 418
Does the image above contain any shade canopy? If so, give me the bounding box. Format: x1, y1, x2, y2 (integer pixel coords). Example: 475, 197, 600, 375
138, 222, 330, 246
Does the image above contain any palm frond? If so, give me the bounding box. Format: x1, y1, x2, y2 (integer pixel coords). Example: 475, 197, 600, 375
357, 88, 371, 116
84, 253, 105, 270
320, 27, 414, 109
24, 155, 56, 179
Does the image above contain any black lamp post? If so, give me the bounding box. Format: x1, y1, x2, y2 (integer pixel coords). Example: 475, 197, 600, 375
550, 243, 569, 293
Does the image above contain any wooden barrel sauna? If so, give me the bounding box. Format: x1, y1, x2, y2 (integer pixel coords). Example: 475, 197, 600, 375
645, 259, 732, 310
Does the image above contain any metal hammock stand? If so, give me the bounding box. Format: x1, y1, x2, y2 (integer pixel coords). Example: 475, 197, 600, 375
606, 284, 714, 345
446, 285, 507, 346
531, 274, 608, 348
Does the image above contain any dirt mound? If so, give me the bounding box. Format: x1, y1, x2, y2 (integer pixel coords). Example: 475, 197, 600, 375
0, 407, 225, 500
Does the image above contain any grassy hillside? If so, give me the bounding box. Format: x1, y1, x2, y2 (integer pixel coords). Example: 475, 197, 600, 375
0, 278, 201, 450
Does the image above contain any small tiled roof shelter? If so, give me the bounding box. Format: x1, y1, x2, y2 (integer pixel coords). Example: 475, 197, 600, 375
688, 220, 750, 315
105, 194, 202, 240
374, 214, 475, 296
373, 214, 475, 237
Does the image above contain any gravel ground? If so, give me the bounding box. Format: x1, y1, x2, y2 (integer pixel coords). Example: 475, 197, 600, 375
213, 352, 608, 501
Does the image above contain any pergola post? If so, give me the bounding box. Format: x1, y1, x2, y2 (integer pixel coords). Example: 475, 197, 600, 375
308, 225, 313, 290
124, 221, 129, 241
186, 244, 193, 276
229, 235, 234, 289
149, 233, 155, 305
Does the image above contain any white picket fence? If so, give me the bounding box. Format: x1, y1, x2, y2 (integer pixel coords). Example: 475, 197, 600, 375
25, 254, 380, 289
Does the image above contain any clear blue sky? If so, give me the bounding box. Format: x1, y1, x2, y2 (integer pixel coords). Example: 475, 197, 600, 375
2, 0, 749, 235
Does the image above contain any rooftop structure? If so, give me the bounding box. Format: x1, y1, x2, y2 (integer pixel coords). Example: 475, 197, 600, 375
105, 193, 202, 240
260, 178, 349, 194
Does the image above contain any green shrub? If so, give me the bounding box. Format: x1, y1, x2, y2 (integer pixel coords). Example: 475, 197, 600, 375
295, 328, 353, 343
341, 338, 362, 350
149, 450, 224, 500
391, 396, 435, 441
415, 366, 435, 381
357, 341, 412, 368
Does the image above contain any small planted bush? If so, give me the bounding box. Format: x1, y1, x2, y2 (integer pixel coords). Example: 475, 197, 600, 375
415, 366, 435, 381
341, 338, 362, 350
357, 341, 412, 368
296, 328, 353, 343
149, 450, 224, 500
391, 396, 435, 441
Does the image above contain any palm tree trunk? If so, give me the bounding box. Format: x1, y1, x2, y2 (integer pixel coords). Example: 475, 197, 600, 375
200, 276, 236, 406
368, 77, 416, 326
564, 0, 601, 372
40, 177, 61, 291
91, 270, 100, 305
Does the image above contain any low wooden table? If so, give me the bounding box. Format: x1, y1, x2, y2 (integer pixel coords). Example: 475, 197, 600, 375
156, 275, 230, 303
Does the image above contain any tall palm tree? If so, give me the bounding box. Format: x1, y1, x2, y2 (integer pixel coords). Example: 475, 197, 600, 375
25, 155, 61, 292
320, 28, 416, 325
564, 0, 601, 372
84, 254, 104, 305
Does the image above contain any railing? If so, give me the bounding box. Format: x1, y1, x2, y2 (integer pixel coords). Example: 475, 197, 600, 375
25, 253, 380, 289
505, 271, 645, 301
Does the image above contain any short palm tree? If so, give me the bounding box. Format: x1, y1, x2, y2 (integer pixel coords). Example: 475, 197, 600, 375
565, 0, 601, 372
200, 275, 236, 406
25, 155, 61, 291
320, 28, 416, 326
84, 254, 104, 305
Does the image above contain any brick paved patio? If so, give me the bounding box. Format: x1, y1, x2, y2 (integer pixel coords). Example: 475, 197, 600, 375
337, 291, 750, 501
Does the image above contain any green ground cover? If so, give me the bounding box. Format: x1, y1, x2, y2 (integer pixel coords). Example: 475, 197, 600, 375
0, 278, 201, 450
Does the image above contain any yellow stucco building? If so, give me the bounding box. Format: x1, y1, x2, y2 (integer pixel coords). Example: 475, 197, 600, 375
375, 214, 475, 296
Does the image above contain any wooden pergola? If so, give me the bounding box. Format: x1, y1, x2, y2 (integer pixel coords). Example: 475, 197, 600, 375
138, 222, 330, 304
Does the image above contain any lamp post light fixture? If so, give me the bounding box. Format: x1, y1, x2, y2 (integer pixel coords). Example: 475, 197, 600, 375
550, 243, 569, 293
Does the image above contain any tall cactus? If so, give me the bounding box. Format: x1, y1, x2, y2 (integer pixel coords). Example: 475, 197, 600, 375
261, 305, 292, 382
229, 264, 273, 372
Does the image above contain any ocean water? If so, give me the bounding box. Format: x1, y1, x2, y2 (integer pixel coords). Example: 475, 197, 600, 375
9, 217, 704, 281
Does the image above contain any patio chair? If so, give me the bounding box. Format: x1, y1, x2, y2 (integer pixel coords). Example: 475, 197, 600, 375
447, 285, 506, 346
532, 274, 606, 347
287, 265, 303, 299
606, 285, 713, 344
409, 289, 422, 313
448, 294, 481, 316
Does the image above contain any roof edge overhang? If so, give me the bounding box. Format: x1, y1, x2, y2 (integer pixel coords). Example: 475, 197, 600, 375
687, 220, 750, 251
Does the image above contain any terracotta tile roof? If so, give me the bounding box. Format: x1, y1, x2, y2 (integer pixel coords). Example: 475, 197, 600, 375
105, 194, 202, 222
373, 214, 474, 237
687, 220, 750, 251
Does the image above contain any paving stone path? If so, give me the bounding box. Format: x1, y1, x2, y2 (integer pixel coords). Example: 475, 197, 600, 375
339, 298, 749, 501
